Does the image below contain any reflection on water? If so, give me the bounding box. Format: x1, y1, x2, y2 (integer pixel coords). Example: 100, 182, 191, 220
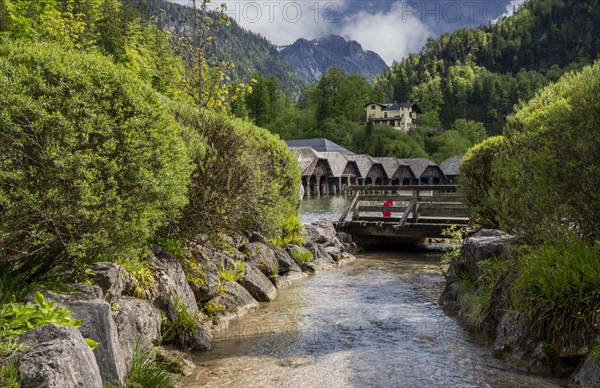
299, 195, 350, 224
181, 253, 563, 387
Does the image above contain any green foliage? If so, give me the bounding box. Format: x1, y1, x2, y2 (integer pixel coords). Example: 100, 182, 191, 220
270, 215, 304, 247
441, 225, 470, 265
113, 344, 175, 388
162, 297, 199, 348
458, 136, 508, 228
290, 250, 314, 264
511, 241, 600, 349
0, 359, 21, 388
0, 41, 192, 281
169, 102, 300, 238
492, 61, 600, 243
217, 262, 245, 282
115, 258, 157, 301
202, 301, 226, 319
0, 292, 81, 338
0, 337, 26, 360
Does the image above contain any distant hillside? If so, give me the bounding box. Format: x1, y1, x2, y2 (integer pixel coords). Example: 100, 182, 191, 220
380, 0, 600, 133
143, 0, 304, 95
280, 35, 389, 83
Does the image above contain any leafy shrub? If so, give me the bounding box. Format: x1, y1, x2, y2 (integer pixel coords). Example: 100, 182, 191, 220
511, 241, 600, 349
496, 61, 600, 243
167, 102, 300, 239
117, 258, 157, 300
270, 215, 304, 247
0, 292, 82, 338
162, 297, 199, 348
202, 301, 227, 319
291, 250, 314, 264
457, 136, 507, 228
0, 41, 192, 282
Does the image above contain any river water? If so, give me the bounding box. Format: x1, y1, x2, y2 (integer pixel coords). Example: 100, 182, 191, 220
181, 198, 563, 387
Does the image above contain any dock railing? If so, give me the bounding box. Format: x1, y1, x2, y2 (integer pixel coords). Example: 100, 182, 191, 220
337, 185, 469, 226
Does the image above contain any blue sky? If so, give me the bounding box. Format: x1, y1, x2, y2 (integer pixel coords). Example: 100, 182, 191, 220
168, 0, 525, 64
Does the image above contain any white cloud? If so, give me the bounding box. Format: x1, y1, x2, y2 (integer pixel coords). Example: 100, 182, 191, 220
339, 1, 433, 65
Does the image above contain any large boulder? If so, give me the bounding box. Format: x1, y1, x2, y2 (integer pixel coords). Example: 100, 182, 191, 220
242, 242, 279, 277
270, 245, 302, 274
302, 219, 337, 244
15, 324, 103, 388
89, 262, 133, 303
148, 245, 199, 320
460, 229, 514, 274
58, 298, 127, 385
301, 241, 335, 272
570, 354, 600, 387
112, 297, 162, 369
239, 264, 277, 302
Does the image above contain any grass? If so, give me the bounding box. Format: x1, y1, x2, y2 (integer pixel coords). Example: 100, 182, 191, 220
217, 262, 245, 282
117, 258, 157, 300
107, 344, 175, 388
511, 240, 600, 349
162, 297, 199, 348
269, 214, 305, 247
202, 301, 226, 319
0, 337, 26, 360
290, 250, 314, 264
0, 360, 21, 388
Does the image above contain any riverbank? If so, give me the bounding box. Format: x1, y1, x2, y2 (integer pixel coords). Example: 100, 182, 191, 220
439, 230, 600, 387
1, 219, 360, 387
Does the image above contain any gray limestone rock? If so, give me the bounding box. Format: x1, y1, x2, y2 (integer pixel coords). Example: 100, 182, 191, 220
239, 264, 277, 302
15, 324, 103, 388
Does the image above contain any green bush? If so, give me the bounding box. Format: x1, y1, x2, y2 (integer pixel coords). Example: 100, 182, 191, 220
167, 102, 300, 239
511, 241, 600, 349
457, 136, 507, 228
496, 61, 600, 243
291, 250, 314, 264
270, 214, 304, 247
0, 41, 192, 282
0, 360, 21, 388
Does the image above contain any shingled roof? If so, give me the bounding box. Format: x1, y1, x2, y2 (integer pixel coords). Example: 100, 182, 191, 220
285, 138, 355, 155
318, 152, 351, 177
375, 157, 408, 178
399, 158, 437, 178
346, 154, 385, 178
440, 155, 463, 176
289, 147, 334, 177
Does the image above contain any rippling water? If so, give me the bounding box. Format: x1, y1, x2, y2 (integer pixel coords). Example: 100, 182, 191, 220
298, 195, 350, 224
181, 253, 563, 387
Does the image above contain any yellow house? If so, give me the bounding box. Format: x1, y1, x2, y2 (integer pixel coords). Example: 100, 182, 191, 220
364, 102, 421, 132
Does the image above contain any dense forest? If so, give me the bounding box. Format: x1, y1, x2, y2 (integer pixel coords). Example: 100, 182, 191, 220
231, 0, 600, 161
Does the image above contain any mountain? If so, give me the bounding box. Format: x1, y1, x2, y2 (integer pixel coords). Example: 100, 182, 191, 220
280, 35, 389, 83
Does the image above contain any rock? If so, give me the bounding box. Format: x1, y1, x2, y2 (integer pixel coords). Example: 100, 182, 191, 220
15, 324, 103, 388
239, 264, 277, 302
242, 242, 279, 277
324, 246, 342, 261
112, 297, 162, 369
155, 347, 196, 376
58, 297, 127, 385
345, 241, 363, 255
438, 281, 461, 311
89, 262, 133, 303
249, 232, 270, 245
270, 245, 302, 274
303, 241, 335, 264
274, 272, 308, 289
189, 322, 213, 351
148, 245, 199, 321
302, 219, 337, 243
570, 354, 600, 387
337, 252, 357, 266
209, 281, 259, 314
328, 236, 346, 252
492, 313, 554, 374
71, 283, 104, 300
336, 231, 353, 244
460, 229, 514, 270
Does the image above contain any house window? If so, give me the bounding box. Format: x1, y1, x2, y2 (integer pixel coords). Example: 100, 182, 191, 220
371, 105, 376, 110
384, 112, 388, 118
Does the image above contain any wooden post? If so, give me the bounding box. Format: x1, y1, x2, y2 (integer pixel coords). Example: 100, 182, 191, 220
316, 175, 321, 196
413, 189, 420, 223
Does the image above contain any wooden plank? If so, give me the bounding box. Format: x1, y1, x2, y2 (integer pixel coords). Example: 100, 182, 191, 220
338, 191, 359, 223
357, 206, 408, 212
418, 208, 469, 217
399, 197, 417, 226
353, 216, 402, 222
357, 195, 413, 201
419, 203, 468, 210
345, 185, 458, 192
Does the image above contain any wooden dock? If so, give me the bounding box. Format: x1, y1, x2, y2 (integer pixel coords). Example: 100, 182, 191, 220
335, 185, 470, 246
